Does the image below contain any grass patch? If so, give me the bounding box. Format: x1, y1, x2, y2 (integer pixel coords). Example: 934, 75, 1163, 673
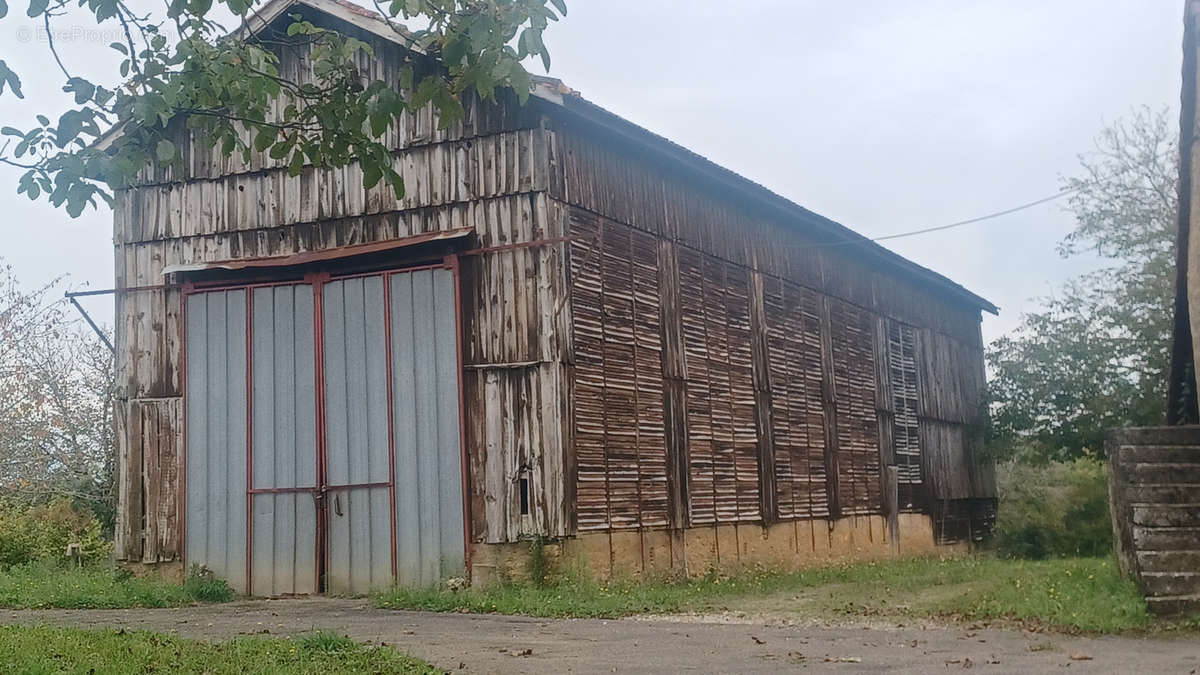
0, 563, 231, 609
0, 625, 437, 674
374, 556, 1200, 634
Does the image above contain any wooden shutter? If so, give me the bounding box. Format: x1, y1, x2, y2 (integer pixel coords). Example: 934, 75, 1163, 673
570, 211, 669, 530
761, 277, 830, 519
828, 299, 882, 515
886, 321, 923, 510
677, 247, 760, 524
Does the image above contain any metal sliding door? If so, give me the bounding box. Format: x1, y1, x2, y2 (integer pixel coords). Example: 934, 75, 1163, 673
185, 264, 465, 596
185, 289, 249, 593
321, 269, 466, 593
390, 269, 465, 586
322, 276, 394, 594
249, 284, 319, 596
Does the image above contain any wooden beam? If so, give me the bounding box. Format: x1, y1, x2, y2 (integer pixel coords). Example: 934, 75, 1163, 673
749, 269, 777, 524
818, 297, 842, 519
657, 239, 690, 529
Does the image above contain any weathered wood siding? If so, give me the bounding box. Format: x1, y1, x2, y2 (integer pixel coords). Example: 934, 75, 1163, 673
113, 11, 571, 560
552, 116, 992, 531
761, 276, 829, 520
568, 209, 670, 531
115, 398, 182, 562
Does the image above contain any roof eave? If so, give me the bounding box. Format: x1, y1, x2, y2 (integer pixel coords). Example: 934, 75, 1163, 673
530, 81, 997, 315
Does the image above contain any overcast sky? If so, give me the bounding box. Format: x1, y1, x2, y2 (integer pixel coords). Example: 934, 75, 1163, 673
0, 0, 1184, 342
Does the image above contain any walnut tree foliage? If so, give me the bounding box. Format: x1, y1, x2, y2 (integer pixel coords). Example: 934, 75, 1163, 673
987, 107, 1177, 462
0, 0, 565, 216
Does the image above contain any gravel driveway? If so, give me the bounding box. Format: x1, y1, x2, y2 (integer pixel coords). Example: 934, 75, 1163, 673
2, 598, 1197, 673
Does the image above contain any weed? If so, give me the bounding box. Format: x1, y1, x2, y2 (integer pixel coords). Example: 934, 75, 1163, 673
525, 535, 551, 587
297, 631, 358, 653
184, 564, 234, 603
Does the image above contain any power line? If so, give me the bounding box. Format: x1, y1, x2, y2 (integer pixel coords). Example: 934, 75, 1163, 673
808, 186, 1079, 249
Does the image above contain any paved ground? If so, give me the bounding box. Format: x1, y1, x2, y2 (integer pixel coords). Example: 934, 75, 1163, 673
1, 598, 1197, 673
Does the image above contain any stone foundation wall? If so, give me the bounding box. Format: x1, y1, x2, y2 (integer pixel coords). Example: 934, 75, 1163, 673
469, 514, 964, 585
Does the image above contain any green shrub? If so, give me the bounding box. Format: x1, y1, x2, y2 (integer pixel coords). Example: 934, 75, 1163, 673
0, 498, 110, 567
993, 458, 1112, 559
184, 564, 234, 603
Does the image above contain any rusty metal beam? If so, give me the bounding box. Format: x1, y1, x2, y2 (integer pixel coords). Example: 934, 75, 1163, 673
66, 293, 115, 354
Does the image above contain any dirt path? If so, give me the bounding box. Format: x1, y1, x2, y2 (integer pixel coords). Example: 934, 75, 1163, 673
1, 598, 1196, 673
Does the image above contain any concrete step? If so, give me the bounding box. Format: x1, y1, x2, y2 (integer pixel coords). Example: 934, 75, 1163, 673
1145, 593, 1200, 617
1140, 572, 1200, 597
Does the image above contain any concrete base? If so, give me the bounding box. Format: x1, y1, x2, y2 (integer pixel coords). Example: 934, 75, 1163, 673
119, 559, 185, 585
469, 513, 964, 586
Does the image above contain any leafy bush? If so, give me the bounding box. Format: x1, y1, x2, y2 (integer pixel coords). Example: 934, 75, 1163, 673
0, 498, 110, 567
992, 458, 1113, 559
184, 564, 234, 603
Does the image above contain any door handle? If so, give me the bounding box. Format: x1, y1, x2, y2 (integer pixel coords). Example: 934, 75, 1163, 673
334, 492, 343, 517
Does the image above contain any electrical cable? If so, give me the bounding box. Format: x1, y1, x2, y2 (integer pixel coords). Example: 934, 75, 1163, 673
808, 186, 1080, 249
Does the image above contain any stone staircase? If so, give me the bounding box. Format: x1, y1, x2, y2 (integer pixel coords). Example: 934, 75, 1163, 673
1107, 426, 1200, 616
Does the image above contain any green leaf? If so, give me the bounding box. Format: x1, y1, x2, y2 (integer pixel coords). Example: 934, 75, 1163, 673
253, 128, 275, 152
362, 163, 383, 189
268, 140, 291, 160
549, 0, 566, 15
386, 171, 405, 200
65, 77, 96, 105
156, 139, 176, 162
26, 0, 47, 17
369, 112, 389, 137
0, 61, 23, 99
288, 150, 304, 177
1, 127, 22, 137
36, 114, 48, 126
110, 42, 128, 55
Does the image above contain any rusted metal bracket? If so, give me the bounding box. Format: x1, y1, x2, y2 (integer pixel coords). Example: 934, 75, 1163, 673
65, 290, 115, 355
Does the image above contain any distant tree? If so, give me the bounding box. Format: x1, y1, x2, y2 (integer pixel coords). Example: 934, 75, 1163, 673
987, 107, 1177, 462
0, 0, 565, 216
0, 261, 115, 530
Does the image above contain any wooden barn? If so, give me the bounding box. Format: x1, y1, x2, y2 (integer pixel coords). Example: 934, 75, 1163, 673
111, 0, 998, 595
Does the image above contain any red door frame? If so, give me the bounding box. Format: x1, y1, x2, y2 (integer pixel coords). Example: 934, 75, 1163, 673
178, 255, 470, 595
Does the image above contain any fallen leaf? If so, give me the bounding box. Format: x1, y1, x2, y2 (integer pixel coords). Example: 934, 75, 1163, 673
823, 656, 862, 663
751, 636, 765, 645
1069, 653, 1093, 661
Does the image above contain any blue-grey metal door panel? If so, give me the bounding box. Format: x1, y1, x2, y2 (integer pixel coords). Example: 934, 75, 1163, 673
391, 268, 465, 586
250, 284, 318, 596
323, 276, 394, 593
185, 290, 249, 594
